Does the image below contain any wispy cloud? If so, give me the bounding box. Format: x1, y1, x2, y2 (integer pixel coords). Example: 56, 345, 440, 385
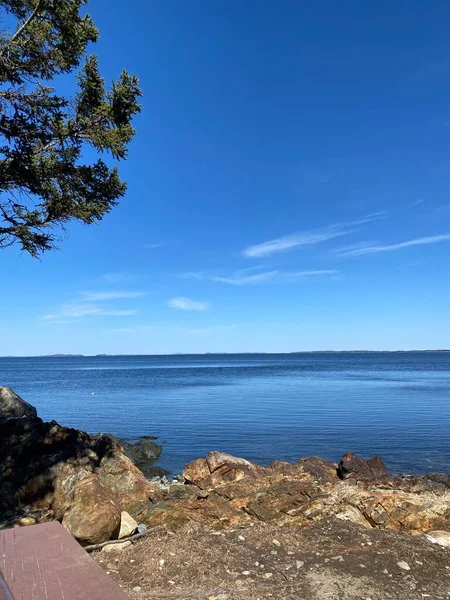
212, 269, 338, 285
334, 234, 450, 257
179, 271, 207, 280
144, 239, 182, 250
167, 297, 210, 311
42, 304, 137, 321
81, 291, 144, 301
242, 213, 385, 258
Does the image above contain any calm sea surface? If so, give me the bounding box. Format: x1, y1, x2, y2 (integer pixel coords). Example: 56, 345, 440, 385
1, 353, 449, 475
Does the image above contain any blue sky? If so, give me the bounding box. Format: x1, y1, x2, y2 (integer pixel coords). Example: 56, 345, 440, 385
2, 0, 450, 355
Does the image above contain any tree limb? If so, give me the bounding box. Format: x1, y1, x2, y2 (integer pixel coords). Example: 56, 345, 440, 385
1, 0, 44, 56
84, 525, 167, 553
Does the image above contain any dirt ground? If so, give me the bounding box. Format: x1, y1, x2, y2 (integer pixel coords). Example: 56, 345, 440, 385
93, 518, 450, 600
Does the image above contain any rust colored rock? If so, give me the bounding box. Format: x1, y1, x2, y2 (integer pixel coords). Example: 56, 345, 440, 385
184, 451, 258, 491
62, 475, 121, 545
146, 451, 450, 537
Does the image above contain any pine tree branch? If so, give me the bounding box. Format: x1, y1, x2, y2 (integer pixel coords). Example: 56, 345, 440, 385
1, 0, 44, 57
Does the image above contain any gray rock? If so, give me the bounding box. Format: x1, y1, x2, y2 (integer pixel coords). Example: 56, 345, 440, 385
0, 387, 38, 420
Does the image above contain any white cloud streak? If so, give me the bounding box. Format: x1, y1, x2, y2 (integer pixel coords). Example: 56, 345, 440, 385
167, 297, 210, 311
43, 304, 137, 320
81, 291, 144, 301
212, 269, 338, 285
334, 234, 450, 257
242, 213, 385, 258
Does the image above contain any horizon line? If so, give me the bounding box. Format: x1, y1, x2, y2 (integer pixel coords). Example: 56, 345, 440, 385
2, 349, 450, 358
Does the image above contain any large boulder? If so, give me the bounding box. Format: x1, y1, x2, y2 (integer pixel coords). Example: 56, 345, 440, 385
0, 387, 37, 419
0, 390, 163, 543
62, 475, 121, 545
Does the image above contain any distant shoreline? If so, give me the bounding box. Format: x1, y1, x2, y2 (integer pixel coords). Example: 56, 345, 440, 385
1, 350, 450, 358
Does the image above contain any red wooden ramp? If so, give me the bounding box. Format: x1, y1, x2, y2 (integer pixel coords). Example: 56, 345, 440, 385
0, 521, 129, 600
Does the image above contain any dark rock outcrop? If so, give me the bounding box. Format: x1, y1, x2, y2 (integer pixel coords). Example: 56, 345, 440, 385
108, 436, 163, 478
0, 386, 37, 419
0, 392, 164, 544
337, 451, 388, 480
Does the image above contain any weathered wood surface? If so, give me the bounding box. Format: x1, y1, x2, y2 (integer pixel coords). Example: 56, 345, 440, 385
0, 522, 129, 600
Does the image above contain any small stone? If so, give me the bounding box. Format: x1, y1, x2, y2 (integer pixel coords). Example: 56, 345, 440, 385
169, 580, 175, 585
119, 511, 138, 539
217, 595, 228, 600
15, 517, 36, 527
238, 535, 245, 542
130, 559, 135, 563
137, 523, 147, 534
242, 571, 251, 575
382, 569, 389, 574
271, 550, 277, 555
159, 559, 165, 567
102, 541, 132, 553
263, 572, 273, 579
397, 561, 410, 571
133, 586, 141, 592
255, 561, 259, 566
272, 539, 281, 547
296, 561, 304, 569
331, 555, 344, 562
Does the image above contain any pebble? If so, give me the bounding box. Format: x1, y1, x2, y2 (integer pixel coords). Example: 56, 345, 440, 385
242, 571, 251, 575
397, 561, 411, 571
296, 561, 304, 569
271, 550, 277, 555
102, 541, 132, 553
169, 580, 175, 585
238, 535, 245, 542
255, 561, 259, 566
331, 555, 344, 562
133, 586, 141, 592
15, 517, 36, 527
263, 572, 273, 579
159, 559, 165, 567
272, 539, 281, 547
130, 559, 135, 563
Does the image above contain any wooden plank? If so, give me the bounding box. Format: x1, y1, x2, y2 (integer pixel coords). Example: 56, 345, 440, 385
0, 522, 129, 600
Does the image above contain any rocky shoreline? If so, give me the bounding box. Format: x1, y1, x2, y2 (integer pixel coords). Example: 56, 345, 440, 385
2, 386, 450, 542
2, 385, 450, 597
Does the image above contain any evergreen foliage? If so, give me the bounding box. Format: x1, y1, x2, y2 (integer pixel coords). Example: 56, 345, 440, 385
0, 0, 142, 255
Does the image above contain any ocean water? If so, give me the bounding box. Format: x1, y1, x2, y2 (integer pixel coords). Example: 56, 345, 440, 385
1, 352, 449, 475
